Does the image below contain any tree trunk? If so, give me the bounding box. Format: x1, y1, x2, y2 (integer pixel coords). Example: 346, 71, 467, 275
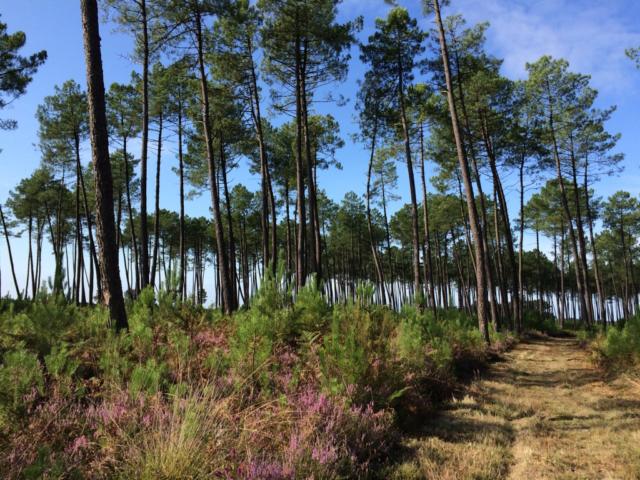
220, 140, 238, 310
365, 117, 386, 304
178, 106, 186, 300
294, 34, 307, 288
123, 138, 140, 294
300, 42, 320, 280
81, 0, 128, 330
139, 0, 150, 289
398, 61, 421, 302
569, 136, 594, 324
194, 6, 233, 314
0, 205, 21, 300
76, 133, 102, 299
419, 122, 437, 317
481, 113, 519, 329
583, 154, 606, 326
150, 111, 162, 287
433, 0, 489, 342
548, 101, 590, 324
247, 33, 277, 274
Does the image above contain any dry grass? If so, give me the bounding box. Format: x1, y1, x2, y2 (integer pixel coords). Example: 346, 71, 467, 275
117, 386, 237, 479
386, 336, 640, 480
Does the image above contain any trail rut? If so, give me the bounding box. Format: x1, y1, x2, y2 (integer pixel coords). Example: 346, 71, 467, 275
389, 336, 640, 479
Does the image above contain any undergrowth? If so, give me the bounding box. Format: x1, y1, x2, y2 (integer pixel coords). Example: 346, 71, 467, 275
590, 315, 640, 373
0, 277, 516, 479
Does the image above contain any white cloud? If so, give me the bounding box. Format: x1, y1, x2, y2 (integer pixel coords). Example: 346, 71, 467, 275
446, 0, 640, 94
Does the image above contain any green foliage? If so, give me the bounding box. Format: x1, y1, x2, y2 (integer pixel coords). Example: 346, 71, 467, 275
0, 16, 47, 129
395, 308, 484, 372
0, 299, 78, 358
523, 309, 560, 335
99, 332, 131, 385
294, 276, 329, 332
319, 307, 369, 395
229, 266, 296, 383
0, 291, 505, 477
598, 316, 640, 368
129, 359, 168, 398
0, 345, 44, 419
396, 313, 426, 366
44, 343, 79, 381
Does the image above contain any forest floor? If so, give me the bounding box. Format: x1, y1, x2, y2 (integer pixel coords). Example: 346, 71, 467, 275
387, 335, 640, 479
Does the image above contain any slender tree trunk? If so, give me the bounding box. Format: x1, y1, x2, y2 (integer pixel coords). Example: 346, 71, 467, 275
150, 111, 162, 287
75, 159, 82, 304
0, 205, 21, 300
247, 34, 277, 274
548, 102, 589, 324
481, 113, 519, 329
433, 0, 489, 342
419, 122, 437, 317
569, 136, 594, 324
300, 43, 320, 280
76, 134, 102, 299
398, 62, 421, 302
381, 178, 396, 310
81, 0, 127, 329
193, 6, 233, 314
178, 106, 186, 300
26, 213, 34, 299
123, 139, 140, 294
220, 140, 238, 310
294, 34, 307, 288
365, 117, 386, 304
583, 154, 606, 326
518, 154, 525, 332
139, 0, 150, 289
285, 182, 293, 274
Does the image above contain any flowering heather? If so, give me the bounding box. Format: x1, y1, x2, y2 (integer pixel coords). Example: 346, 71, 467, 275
0, 291, 503, 479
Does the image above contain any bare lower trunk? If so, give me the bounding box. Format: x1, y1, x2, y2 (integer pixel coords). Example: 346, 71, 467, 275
194, 6, 233, 313
81, 0, 127, 329
150, 111, 162, 287
0, 205, 21, 300
139, 0, 150, 289
434, 0, 489, 342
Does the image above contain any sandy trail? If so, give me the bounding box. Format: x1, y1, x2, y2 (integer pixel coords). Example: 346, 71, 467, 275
390, 336, 640, 479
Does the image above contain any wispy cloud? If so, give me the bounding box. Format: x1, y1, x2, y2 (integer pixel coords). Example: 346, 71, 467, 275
445, 0, 640, 94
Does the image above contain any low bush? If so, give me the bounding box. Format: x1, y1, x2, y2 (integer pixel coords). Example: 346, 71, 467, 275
0, 282, 509, 478
592, 315, 640, 371
523, 309, 561, 335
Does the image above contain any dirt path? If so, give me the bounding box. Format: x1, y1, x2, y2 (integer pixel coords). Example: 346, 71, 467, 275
388, 336, 640, 480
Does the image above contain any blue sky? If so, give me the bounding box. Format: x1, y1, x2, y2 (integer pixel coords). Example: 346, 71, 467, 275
0, 0, 639, 296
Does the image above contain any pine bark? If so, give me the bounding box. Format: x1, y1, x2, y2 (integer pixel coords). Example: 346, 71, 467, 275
433, 0, 489, 342
81, 0, 128, 330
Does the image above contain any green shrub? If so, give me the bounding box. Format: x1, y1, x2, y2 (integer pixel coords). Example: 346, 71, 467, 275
319, 309, 368, 395
318, 304, 397, 397
229, 266, 298, 384
523, 309, 560, 334
598, 316, 640, 368
294, 276, 329, 332
396, 315, 426, 367
129, 359, 168, 397
44, 342, 79, 381
99, 332, 131, 385
0, 346, 44, 421
0, 300, 78, 358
